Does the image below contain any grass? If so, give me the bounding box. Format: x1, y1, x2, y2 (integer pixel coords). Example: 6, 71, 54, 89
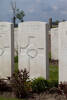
49, 52, 51, 60
14, 56, 18, 72
14, 63, 18, 72
49, 64, 58, 81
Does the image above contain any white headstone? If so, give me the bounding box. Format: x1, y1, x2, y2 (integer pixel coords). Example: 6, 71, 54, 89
51, 28, 58, 60
18, 21, 49, 79
0, 22, 14, 79
59, 22, 67, 82
14, 28, 18, 56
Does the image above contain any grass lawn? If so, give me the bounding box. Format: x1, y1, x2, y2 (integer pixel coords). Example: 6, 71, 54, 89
14, 63, 18, 72
49, 64, 58, 81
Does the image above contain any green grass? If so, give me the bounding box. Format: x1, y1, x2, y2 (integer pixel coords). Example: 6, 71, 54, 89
49, 52, 51, 60
14, 63, 18, 72
49, 64, 58, 81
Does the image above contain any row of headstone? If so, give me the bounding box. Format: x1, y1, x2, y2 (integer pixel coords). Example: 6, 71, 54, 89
0, 21, 67, 83
50, 21, 67, 82
0, 21, 49, 80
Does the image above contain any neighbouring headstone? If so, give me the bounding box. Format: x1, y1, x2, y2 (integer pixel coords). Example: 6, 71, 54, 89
51, 28, 58, 60
48, 32, 51, 53
0, 22, 14, 79
14, 28, 18, 56
59, 22, 67, 82
18, 21, 49, 79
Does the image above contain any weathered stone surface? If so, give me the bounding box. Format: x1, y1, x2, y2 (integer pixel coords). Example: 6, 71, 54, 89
0, 22, 14, 79
14, 28, 18, 56
59, 22, 67, 82
51, 28, 58, 60
18, 21, 49, 79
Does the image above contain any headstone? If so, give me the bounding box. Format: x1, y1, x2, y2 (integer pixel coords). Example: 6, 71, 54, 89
59, 22, 67, 82
18, 21, 49, 79
51, 28, 58, 60
0, 22, 14, 79
14, 28, 18, 56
